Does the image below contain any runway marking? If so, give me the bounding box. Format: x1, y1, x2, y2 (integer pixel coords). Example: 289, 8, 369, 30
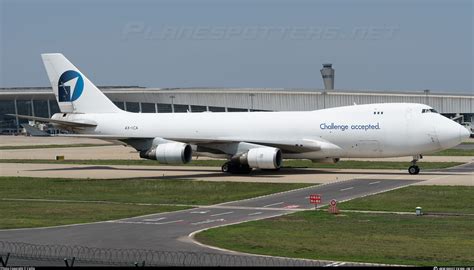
191, 219, 225, 225
210, 211, 233, 217
142, 217, 166, 222
263, 202, 284, 208
111, 220, 183, 225
334, 180, 425, 207
190, 210, 210, 214
248, 212, 262, 216
369, 181, 381, 185
155, 220, 184, 225
326, 262, 346, 267
340, 187, 354, 191
202, 205, 303, 212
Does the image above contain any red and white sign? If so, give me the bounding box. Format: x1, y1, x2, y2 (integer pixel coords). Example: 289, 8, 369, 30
309, 194, 321, 204
328, 199, 339, 214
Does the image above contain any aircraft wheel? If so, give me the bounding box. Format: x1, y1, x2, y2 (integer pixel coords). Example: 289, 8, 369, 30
222, 162, 252, 174
221, 162, 231, 173
408, 165, 420, 175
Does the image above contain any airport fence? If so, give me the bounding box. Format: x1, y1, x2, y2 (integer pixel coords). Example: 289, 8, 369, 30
0, 241, 326, 267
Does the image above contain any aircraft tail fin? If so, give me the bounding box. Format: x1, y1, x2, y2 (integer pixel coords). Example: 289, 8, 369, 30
41, 53, 122, 113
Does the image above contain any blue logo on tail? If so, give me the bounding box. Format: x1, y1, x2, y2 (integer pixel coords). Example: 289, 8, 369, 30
58, 70, 84, 102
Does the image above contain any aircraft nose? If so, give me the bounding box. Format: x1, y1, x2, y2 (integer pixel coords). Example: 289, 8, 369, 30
460, 125, 470, 140
437, 120, 468, 148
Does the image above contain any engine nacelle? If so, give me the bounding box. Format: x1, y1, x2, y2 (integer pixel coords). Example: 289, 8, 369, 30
140, 142, 192, 164
311, 158, 340, 164
240, 147, 282, 169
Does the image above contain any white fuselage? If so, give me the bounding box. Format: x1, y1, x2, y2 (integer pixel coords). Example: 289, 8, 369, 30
54, 103, 468, 160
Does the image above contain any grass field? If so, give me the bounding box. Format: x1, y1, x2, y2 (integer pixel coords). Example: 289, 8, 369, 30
196, 211, 474, 266
339, 186, 474, 214
0, 201, 187, 229
0, 143, 113, 150
0, 176, 310, 229
0, 159, 463, 170
0, 177, 310, 205
196, 186, 474, 266
427, 148, 474, 156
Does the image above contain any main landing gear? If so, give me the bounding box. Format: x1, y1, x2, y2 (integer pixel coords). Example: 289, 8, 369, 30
408, 155, 422, 175
221, 161, 252, 174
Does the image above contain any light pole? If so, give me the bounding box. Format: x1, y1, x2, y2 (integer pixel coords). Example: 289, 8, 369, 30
249, 93, 255, 111
423, 89, 430, 105
169, 95, 175, 113
322, 91, 327, 109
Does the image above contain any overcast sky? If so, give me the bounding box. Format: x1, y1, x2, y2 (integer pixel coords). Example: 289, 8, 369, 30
0, 0, 472, 93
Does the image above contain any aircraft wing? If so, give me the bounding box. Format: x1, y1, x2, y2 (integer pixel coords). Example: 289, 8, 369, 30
44, 134, 337, 154
6, 114, 97, 128
162, 137, 334, 153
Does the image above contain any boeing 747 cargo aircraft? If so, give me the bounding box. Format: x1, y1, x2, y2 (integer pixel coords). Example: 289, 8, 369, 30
9, 54, 470, 174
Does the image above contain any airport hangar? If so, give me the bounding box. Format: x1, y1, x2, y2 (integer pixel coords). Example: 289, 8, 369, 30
0, 64, 473, 133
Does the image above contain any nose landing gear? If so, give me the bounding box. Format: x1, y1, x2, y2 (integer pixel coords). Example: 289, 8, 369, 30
408, 155, 422, 175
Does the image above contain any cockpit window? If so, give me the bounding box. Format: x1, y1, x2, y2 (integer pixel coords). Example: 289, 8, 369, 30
422, 108, 438, 113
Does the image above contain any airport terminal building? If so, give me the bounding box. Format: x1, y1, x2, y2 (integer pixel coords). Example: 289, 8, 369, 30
0, 86, 473, 134
0, 65, 473, 134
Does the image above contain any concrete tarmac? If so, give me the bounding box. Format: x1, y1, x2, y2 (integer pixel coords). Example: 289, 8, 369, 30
1, 162, 472, 185
0, 178, 422, 265
0, 162, 471, 266
0, 135, 472, 265
0, 135, 115, 146
1, 144, 472, 162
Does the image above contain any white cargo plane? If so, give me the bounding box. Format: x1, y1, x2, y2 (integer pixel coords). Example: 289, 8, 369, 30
10, 54, 469, 175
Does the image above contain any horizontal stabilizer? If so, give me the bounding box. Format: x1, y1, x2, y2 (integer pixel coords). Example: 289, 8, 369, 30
20, 124, 51, 136
6, 114, 97, 127
52, 134, 153, 140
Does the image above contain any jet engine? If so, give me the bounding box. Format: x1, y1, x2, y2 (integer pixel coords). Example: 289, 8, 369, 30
140, 142, 192, 164
237, 147, 282, 169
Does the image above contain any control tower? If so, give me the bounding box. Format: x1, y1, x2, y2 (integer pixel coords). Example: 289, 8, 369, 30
320, 63, 335, 90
